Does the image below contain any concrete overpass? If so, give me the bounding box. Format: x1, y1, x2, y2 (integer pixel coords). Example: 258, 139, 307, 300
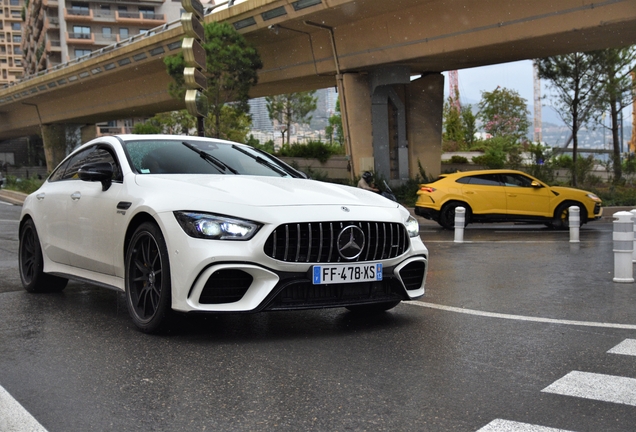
1, 0, 635, 179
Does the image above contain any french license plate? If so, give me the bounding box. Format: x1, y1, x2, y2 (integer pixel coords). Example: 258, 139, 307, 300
312, 263, 383, 285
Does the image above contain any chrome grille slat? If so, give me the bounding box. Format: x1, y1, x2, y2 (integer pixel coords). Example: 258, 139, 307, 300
264, 221, 409, 264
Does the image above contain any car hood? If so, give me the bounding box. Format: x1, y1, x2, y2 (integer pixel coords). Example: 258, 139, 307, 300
134, 174, 398, 208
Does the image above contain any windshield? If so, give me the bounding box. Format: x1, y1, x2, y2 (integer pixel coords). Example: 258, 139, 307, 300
124, 139, 298, 177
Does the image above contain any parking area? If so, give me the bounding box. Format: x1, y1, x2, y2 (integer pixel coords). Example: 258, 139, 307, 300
1, 197, 636, 431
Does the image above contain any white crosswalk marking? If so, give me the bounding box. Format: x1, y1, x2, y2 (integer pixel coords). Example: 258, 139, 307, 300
478, 339, 636, 431
477, 419, 575, 431
0, 384, 48, 432
607, 339, 636, 356
542, 371, 636, 406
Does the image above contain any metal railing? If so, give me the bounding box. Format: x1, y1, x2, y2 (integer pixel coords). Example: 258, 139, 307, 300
1, 0, 238, 88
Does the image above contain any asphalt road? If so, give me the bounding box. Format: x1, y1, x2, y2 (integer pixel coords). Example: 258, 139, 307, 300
1, 200, 636, 431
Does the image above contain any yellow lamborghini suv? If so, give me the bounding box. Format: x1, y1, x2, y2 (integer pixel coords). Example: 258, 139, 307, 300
415, 169, 603, 229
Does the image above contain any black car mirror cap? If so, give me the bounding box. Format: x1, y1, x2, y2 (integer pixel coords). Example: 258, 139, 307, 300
78, 162, 114, 191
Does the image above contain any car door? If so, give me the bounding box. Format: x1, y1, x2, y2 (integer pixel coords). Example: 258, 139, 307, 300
33, 159, 73, 265
458, 174, 507, 215
500, 173, 552, 217
65, 146, 123, 276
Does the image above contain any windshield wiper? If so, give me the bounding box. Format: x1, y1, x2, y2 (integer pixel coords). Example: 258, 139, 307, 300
231, 144, 288, 177
182, 141, 239, 174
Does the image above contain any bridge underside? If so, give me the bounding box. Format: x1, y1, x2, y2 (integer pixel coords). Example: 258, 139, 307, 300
1, 0, 635, 176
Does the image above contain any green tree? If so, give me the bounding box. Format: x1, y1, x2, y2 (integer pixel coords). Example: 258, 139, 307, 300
461, 105, 477, 148
535, 53, 601, 186
589, 46, 636, 183
325, 99, 344, 146
442, 96, 464, 147
205, 105, 252, 143
132, 110, 196, 135
164, 22, 262, 138
477, 87, 530, 143
266, 91, 318, 146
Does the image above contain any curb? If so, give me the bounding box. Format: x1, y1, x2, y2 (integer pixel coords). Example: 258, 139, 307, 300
0, 189, 28, 205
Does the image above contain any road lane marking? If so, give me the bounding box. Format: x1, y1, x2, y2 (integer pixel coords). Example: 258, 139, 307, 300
477, 419, 575, 432
405, 301, 636, 330
0, 384, 47, 432
607, 339, 636, 356
542, 371, 636, 406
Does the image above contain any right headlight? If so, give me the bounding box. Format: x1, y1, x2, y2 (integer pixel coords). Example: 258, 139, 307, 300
174, 211, 262, 240
405, 215, 420, 238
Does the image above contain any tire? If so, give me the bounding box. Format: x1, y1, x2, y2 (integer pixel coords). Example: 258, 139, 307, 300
439, 202, 470, 230
346, 300, 401, 314
125, 222, 172, 333
552, 202, 585, 230
19, 219, 68, 293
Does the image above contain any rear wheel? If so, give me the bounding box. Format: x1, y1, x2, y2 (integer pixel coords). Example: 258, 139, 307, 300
125, 222, 172, 333
19, 219, 68, 293
439, 202, 470, 230
346, 300, 401, 314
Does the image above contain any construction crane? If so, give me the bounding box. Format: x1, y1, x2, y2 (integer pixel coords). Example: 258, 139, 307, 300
448, 70, 460, 111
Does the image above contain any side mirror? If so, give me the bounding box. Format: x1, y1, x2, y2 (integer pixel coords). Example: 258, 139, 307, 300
531, 180, 542, 188
78, 162, 114, 191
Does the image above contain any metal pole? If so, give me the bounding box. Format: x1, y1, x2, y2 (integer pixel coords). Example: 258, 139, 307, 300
613, 211, 634, 283
454, 207, 465, 243
568, 206, 580, 243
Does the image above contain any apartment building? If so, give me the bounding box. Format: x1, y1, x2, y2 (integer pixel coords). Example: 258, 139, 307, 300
0, 0, 24, 86
22, 0, 182, 75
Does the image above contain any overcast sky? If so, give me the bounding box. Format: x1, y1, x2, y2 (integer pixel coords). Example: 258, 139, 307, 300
447, 60, 633, 129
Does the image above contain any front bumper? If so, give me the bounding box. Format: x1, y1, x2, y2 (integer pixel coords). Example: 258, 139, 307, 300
184, 255, 428, 313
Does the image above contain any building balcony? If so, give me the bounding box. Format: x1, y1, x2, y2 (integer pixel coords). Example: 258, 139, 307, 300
46, 39, 61, 52
115, 11, 166, 25
92, 9, 116, 22
42, 0, 59, 8
66, 32, 95, 45
64, 8, 93, 23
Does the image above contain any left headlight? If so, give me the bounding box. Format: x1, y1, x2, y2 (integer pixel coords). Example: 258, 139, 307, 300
174, 211, 262, 240
586, 193, 601, 202
405, 215, 420, 238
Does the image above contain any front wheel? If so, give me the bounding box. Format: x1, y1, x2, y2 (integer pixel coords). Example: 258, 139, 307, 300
125, 222, 172, 333
19, 219, 68, 293
552, 202, 585, 230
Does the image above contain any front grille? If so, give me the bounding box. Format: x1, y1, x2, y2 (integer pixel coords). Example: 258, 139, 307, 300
264, 278, 406, 310
199, 269, 253, 304
264, 221, 409, 263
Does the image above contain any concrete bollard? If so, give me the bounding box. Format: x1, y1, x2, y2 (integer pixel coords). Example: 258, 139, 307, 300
569, 206, 580, 243
631, 209, 636, 263
454, 206, 465, 243
613, 211, 634, 283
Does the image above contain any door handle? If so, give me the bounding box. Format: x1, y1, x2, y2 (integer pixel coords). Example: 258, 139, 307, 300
465, 191, 475, 194
36, 193, 45, 200
508, 194, 517, 198
71, 192, 81, 201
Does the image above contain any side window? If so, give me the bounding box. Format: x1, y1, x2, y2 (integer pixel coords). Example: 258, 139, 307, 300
458, 174, 501, 186
48, 159, 71, 182
58, 146, 123, 182
501, 174, 532, 187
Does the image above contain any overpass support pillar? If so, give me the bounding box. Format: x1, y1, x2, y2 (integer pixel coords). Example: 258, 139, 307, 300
41, 124, 67, 172
81, 124, 98, 143
341, 69, 443, 183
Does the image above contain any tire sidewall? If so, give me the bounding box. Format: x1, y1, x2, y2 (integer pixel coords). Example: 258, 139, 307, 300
19, 219, 44, 292
125, 222, 172, 333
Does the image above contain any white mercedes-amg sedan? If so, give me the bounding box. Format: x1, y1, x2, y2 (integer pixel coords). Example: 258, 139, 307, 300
19, 135, 428, 333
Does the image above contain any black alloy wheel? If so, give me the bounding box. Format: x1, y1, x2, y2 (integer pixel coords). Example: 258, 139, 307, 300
125, 222, 172, 333
19, 219, 68, 293
553, 202, 584, 230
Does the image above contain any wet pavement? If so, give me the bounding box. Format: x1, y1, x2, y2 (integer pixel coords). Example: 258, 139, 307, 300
1, 197, 636, 431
